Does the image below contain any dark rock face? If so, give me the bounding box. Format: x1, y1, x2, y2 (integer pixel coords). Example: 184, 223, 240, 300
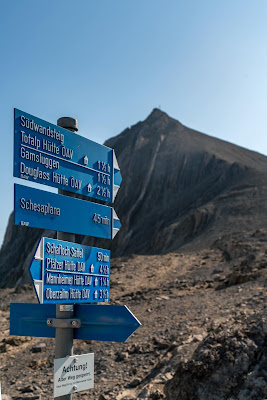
1, 108, 267, 287
106, 108, 267, 255
164, 312, 267, 400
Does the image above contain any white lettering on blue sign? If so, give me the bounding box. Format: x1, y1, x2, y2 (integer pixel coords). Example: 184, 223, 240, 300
20, 162, 50, 181
43, 139, 59, 155
20, 198, 60, 216
52, 172, 68, 186
45, 288, 69, 300
46, 242, 70, 256
70, 176, 82, 189
21, 131, 41, 149
20, 115, 64, 144
61, 146, 73, 159
20, 147, 59, 169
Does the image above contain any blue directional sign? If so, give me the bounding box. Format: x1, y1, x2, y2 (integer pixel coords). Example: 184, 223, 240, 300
14, 109, 122, 203
10, 303, 141, 342
14, 184, 121, 239
30, 237, 110, 304
74, 303, 141, 342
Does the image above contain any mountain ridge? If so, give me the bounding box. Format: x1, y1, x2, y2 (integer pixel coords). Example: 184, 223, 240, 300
103, 108, 267, 256
107, 108, 267, 172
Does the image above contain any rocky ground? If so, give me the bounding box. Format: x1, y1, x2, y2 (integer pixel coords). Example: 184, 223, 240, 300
0, 229, 266, 400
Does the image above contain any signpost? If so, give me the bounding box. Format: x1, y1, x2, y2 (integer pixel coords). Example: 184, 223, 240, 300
14, 184, 121, 239
29, 238, 110, 304
10, 109, 140, 398
14, 109, 122, 203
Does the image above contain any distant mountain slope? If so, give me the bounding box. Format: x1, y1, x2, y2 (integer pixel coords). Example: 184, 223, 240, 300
1, 109, 267, 287
103, 108, 267, 255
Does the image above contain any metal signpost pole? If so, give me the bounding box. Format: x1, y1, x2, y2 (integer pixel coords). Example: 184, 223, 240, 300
55, 117, 78, 400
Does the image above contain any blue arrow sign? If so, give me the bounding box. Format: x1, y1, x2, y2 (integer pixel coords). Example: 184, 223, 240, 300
30, 237, 110, 304
10, 303, 141, 342
14, 109, 122, 203
14, 184, 121, 239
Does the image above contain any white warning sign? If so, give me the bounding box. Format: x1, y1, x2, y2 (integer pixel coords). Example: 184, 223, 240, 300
54, 353, 94, 398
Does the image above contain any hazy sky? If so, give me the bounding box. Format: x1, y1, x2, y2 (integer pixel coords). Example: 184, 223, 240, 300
1, 0, 267, 245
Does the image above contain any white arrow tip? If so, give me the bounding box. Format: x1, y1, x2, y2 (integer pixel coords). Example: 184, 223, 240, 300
35, 238, 44, 260
112, 209, 121, 239
112, 185, 120, 202
33, 280, 43, 303
113, 150, 120, 170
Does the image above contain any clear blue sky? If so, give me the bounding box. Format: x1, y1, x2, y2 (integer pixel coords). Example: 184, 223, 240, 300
1, 0, 267, 246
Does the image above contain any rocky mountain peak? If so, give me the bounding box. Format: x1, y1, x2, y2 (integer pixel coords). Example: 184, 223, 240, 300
145, 107, 170, 122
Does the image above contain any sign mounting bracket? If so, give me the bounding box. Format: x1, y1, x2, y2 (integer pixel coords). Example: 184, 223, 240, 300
47, 318, 81, 329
